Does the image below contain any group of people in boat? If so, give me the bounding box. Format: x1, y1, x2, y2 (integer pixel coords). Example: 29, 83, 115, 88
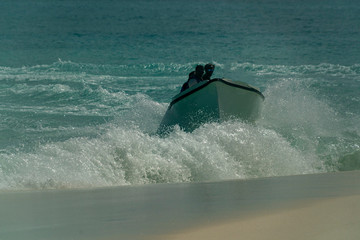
180, 63, 215, 92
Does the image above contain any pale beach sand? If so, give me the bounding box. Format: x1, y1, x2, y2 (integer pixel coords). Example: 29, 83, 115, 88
156, 195, 360, 240
1, 171, 360, 240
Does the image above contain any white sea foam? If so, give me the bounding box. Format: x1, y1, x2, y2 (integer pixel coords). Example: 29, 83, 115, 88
0, 118, 324, 190
0, 61, 359, 190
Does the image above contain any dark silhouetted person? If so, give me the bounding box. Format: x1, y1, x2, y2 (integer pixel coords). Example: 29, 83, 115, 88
203, 63, 215, 80
181, 65, 204, 92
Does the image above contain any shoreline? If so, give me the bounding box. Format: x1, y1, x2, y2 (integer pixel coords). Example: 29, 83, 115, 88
1, 171, 360, 240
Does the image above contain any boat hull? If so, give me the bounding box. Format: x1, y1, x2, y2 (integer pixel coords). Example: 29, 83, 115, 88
157, 78, 264, 134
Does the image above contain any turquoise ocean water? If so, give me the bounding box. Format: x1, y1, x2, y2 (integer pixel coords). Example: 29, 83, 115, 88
0, 0, 359, 190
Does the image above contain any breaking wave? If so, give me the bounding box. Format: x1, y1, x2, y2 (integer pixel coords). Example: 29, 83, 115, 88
0, 61, 359, 190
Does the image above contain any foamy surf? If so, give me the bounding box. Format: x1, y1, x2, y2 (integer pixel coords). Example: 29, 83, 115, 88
0, 119, 325, 190
0, 61, 359, 190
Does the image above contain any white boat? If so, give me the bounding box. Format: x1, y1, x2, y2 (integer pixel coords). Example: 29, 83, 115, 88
157, 78, 265, 135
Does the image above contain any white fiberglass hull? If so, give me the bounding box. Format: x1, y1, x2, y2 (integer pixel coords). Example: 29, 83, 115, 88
157, 78, 264, 134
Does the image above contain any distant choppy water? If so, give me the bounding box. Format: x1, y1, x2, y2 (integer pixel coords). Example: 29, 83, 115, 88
0, 0, 359, 190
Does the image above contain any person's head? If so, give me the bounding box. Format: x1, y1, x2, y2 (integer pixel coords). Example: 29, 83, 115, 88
204, 63, 215, 76
195, 65, 204, 78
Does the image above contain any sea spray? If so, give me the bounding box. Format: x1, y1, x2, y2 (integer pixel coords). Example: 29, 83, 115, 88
1, 61, 359, 190
0, 119, 324, 190
259, 74, 359, 170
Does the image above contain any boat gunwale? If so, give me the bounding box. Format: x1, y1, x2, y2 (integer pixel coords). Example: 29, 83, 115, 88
169, 78, 265, 108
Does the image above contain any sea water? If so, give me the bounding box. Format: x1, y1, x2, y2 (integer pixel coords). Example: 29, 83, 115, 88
0, 0, 359, 190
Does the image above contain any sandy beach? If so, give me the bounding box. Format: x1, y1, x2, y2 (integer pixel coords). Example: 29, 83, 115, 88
157, 195, 360, 240
1, 171, 360, 240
